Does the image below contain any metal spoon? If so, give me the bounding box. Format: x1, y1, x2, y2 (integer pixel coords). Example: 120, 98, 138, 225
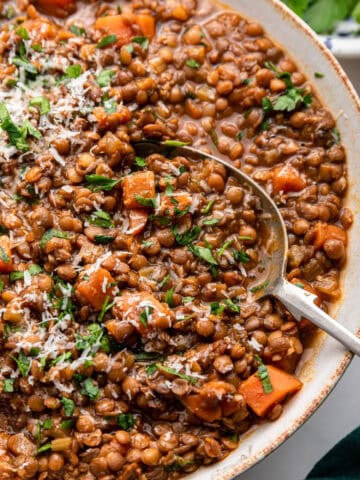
134, 141, 360, 356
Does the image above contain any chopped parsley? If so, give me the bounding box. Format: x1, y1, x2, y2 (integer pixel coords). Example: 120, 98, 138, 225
61, 397, 75, 417
250, 280, 270, 293
203, 218, 220, 226
186, 59, 201, 69
29, 96, 50, 115
11, 351, 30, 377
98, 296, 115, 322
118, 413, 135, 431
81, 378, 100, 400
69, 25, 86, 37
217, 239, 233, 257
233, 249, 250, 263
0, 246, 9, 264
10, 264, 42, 282
172, 225, 201, 246
139, 306, 153, 327
15, 26, 29, 40
65, 64, 82, 79
201, 200, 215, 214
188, 245, 218, 266
85, 174, 121, 192
314, 72, 324, 78
39, 229, 69, 250
135, 195, 156, 208
165, 287, 175, 307
132, 36, 149, 49
88, 210, 114, 228
224, 298, 240, 314
156, 364, 198, 384
255, 354, 273, 394
163, 140, 189, 147
94, 235, 115, 245
96, 69, 115, 87
135, 156, 147, 168
97, 34, 117, 49
210, 302, 225, 315
3, 378, 14, 393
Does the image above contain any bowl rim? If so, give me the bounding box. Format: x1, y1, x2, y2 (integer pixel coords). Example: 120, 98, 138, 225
186, 1, 360, 478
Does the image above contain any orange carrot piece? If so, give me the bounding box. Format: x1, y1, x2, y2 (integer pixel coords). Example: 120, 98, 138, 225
0, 236, 12, 273
238, 365, 302, 417
76, 268, 116, 311
160, 192, 192, 215
182, 394, 222, 422
122, 171, 156, 209
313, 222, 347, 250
94, 15, 134, 46
135, 14, 155, 38
23, 19, 58, 40
128, 209, 148, 235
112, 291, 173, 331
272, 164, 306, 194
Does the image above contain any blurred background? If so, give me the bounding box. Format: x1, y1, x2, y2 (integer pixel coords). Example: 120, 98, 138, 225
240, 5, 360, 479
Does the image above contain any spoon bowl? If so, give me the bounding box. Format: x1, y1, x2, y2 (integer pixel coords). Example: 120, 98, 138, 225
134, 141, 360, 356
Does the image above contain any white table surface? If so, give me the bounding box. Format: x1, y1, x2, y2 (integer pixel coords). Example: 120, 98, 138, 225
240, 58, 360, 480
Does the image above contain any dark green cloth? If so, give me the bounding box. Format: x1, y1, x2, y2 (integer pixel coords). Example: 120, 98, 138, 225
306, 427, 360, 480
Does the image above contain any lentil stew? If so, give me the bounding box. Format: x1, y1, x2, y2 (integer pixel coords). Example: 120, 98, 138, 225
0, 0, 353, 479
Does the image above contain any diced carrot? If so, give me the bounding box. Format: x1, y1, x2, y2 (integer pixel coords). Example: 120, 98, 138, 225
122, 171, 156, 209
76, 268, 116, 311
182, 394, 222, 423
182, 381, 241, 422
159, 192, 192, 216
34, 0, 76, 17
313, 222, 347, 250
272, 164, 306, 194
238, 365, 302, 417
93, 106, 131, 130
128, 209, 148, 235
112, 291, 173, 331
94, 15, 134, 47
0, 236, 13, 273
135, 14, 155, 38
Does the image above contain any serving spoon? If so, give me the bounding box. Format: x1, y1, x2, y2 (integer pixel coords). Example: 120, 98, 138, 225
134, 141, 360, 356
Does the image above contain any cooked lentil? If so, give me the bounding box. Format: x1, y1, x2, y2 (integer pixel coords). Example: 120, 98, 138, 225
0, 0, 352, 478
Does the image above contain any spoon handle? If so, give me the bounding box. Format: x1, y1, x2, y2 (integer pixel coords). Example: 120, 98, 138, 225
272, 278, 360, 356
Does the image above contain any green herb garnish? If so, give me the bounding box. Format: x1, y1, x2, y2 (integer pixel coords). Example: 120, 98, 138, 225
118, 413, 135, 431
186, 59, 201, 69
85, 174, 121, 192
3, 378, 14, 393
61, 397, 75, 417
97, 34, 117, 48
135, 195, 156, 208
65, 64, 82, 79
132, 36, 149, 49
96, 69, 115, 87
88, 210, 114, 228
255, 354, 273, 393
40, 229, 69, 250
29, 96, 50, 115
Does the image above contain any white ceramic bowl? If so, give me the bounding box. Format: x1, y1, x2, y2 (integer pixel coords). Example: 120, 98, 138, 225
187, 1, 360, 479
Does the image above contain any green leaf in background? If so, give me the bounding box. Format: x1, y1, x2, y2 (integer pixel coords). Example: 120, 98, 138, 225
352, 0, 360, 22
303, 0, 358, 33
282, 0, 309, 16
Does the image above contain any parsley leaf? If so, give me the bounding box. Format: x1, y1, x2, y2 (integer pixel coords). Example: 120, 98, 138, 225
11, 351, 30, 377
135, 195, 156, 208
29, 96, 50, 115
40, 229, 69, 250
94, 235, 114, 245
135, 156, 146, 168
3, 378, 14, 393
0, 103, 30, 151
65, 64, 82, 79
210, 302, 225, 315
233, 249, 250, 263
96, 69, 115, 87
15, 26, 29, 40
156, 364, 198, 384
97, 34, 117, 48
85, 174, 121, 192
186, 59, 201, 69
172, 225, 201, 246
118, 413, 135, 431
162, 140, 189, 147
165, 288, 175, 307
98, 296, 115, 322
69, 25, 86, 37
189, 245, 218, 266
81, 378, 100, 400
61, 397, 75, 417
88, 210, 114, 228
132, 36, 149, 49
139, 306, 153, 327
201, 200, 214, 214
255, 354, 273, 394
